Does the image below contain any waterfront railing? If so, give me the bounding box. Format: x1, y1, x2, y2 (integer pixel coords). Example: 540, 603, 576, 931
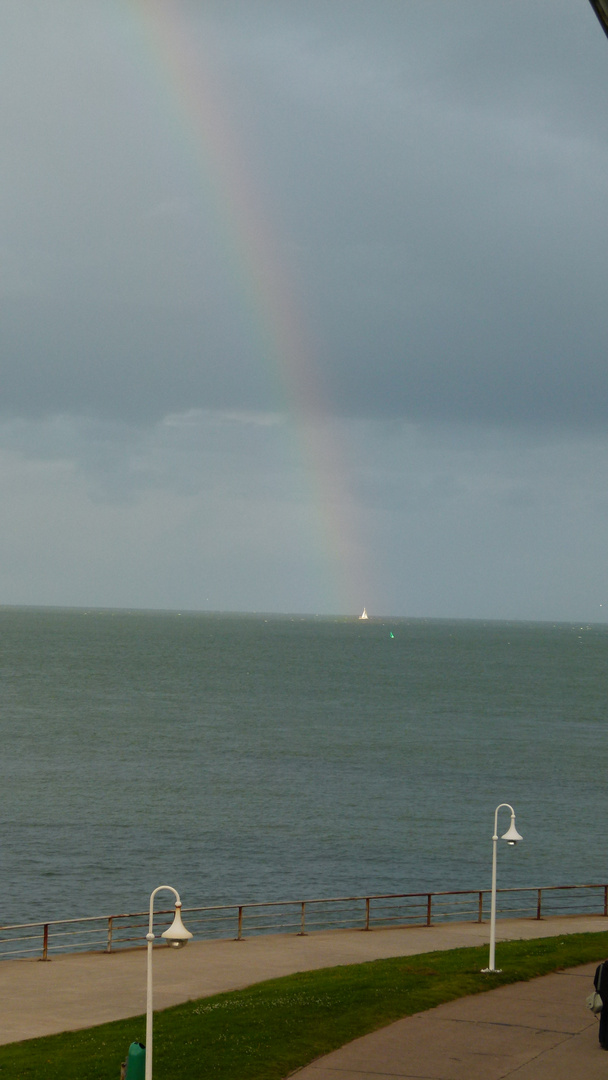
0, 883, 606, 962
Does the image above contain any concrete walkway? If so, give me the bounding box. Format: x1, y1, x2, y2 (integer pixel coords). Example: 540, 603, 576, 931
0, 914, 606, 1075
290, 962, 604, 1080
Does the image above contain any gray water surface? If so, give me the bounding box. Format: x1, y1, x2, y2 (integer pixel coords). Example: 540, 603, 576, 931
0, 608, 605, 924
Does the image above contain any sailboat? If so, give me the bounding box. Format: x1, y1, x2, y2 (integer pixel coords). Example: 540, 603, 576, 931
359, 607, 369, 620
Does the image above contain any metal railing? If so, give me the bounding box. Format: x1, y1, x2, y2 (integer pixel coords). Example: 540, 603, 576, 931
0, 883, 606, 962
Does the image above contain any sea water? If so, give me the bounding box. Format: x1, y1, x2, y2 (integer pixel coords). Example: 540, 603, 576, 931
0, 607, 606, 925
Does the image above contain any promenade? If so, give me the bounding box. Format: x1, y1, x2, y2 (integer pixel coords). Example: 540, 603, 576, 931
0, 914, 606, 1076
291, 961, 603, 1079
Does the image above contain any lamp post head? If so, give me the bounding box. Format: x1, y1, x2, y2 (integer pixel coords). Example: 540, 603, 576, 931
501, 819, 523, 846
161, 903, 193, 949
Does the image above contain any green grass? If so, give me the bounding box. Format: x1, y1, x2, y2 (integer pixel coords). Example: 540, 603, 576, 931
0, 931, 605, 1079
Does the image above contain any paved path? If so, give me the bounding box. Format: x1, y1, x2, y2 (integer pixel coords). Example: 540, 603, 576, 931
0, 914, 606, 1047
0, 914, 606, 1079
290, 962, 604, 1080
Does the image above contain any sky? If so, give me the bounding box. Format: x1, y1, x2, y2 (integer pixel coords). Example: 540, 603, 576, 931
1, 0, 608, 620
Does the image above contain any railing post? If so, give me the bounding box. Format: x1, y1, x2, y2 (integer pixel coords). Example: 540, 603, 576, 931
298, 901, 307, 936
536, 888, 542, 920
478, 891, 483, 923
364, 897, 370, 931
236, 906, 243, 941
106, 916, 113, 953
426, 894, 432, 926
41, 923, 49, 961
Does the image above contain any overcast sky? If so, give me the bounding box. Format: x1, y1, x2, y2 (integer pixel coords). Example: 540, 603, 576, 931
1, 0, 607, 619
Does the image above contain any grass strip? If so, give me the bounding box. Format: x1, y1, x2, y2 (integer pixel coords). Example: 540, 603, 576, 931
0, 930, 606, 1079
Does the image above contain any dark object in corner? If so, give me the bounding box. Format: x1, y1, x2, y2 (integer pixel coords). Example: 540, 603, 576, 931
588, 0, 608, 39
594, 963, 608, 1047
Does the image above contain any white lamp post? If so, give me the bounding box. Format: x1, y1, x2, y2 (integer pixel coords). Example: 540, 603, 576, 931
145, 885, 193, 1080
482, 803, 522, 974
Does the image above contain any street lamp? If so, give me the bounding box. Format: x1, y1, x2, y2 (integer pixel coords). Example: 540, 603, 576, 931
145, 885, 193, 1080
481, 803, 522, 974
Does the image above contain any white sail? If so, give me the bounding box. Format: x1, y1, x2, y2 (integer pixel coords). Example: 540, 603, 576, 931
359, 607, 368, 620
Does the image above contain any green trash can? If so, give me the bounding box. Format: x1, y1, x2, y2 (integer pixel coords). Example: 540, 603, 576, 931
125, 1041, 146, 1079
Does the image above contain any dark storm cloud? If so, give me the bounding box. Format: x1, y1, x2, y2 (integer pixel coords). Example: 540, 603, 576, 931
213, 0, 608, 426
1, 0, 607, 428
0, 298, 275, 422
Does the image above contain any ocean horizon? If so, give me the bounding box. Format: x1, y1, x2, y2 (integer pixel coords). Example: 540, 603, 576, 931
1, 606, 606, 926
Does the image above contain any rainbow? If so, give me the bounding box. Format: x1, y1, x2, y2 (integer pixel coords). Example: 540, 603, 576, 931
124, 0, 372, 613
